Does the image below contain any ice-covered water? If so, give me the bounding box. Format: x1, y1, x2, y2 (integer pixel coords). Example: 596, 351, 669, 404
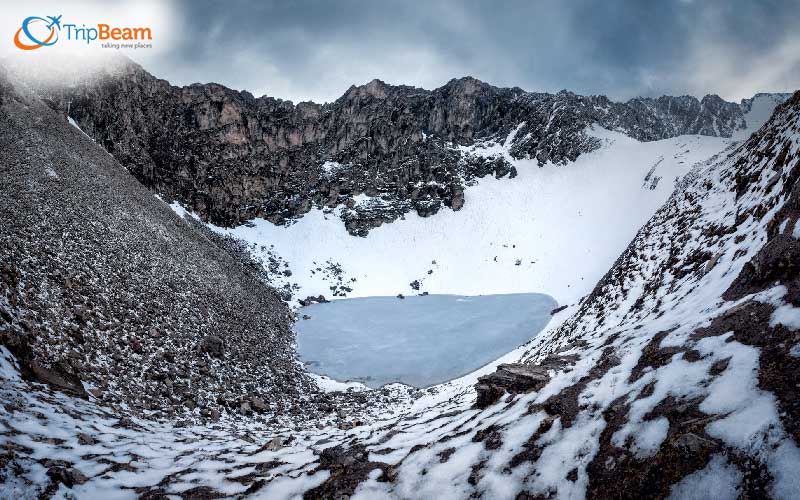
294, 293, 558, 388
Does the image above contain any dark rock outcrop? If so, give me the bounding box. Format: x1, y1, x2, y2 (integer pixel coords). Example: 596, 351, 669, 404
198, 335, 225, 359
475, 353, 580, 408
475, 363, 551, 408
304, 444, 393, 499
46, 466, 88, 489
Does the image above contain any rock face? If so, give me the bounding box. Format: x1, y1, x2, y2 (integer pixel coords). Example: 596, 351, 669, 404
475, 353, 578, 408
475, 363, 551, 408
23, 58, 786, 235
0, 66, 316, 420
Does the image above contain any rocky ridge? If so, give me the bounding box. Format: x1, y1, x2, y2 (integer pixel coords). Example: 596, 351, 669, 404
19, 57, 789, 235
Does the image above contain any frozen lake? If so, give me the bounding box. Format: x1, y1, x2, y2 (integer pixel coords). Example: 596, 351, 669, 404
294, 293, 558, 388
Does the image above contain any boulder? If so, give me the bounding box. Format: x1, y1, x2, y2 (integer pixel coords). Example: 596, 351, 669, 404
30, 359, 87, 398
251, 396, 268, 412
474, 363, 551, 409
198, 335, 224, 358
46, 466, 88, 488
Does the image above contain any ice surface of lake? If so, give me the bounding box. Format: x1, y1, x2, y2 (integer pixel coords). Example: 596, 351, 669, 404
294, 293, 558, 388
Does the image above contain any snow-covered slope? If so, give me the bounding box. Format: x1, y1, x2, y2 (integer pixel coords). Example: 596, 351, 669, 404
334, 89, 800, 499
202, 127, 737, 306
736, 93, 794, 139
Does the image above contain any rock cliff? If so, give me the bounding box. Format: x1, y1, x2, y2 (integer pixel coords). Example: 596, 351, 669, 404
28, 58, 786, 235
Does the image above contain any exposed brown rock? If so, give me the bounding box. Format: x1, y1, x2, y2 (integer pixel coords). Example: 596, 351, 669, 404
303, 444, 393, 500
475, 363, 551, 409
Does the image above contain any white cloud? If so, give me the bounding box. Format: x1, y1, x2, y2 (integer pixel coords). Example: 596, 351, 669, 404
680, 33, 800, 101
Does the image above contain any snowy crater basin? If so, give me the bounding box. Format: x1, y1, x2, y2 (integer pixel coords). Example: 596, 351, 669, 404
294, 293, 558, 388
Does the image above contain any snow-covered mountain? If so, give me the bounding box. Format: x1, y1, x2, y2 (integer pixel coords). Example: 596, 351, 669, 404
20, 56, 790, 238
181, 87, 800, 499
198, 93, 787, 306
354, 87, 800, 499
205, 127, 735, 305
356, 88, 800, 500
1, 54, 799, 499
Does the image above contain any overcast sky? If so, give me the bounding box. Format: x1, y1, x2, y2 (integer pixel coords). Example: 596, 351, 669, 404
135, 0, 800, 104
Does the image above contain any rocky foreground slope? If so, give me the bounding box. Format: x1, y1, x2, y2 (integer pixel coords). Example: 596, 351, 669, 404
1, 60, 799, 497
0, 66, 322, 421
22, 56, 789, 235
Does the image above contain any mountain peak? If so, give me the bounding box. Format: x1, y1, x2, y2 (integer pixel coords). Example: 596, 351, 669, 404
342, 78, 391, 99
442, 76, 493, 95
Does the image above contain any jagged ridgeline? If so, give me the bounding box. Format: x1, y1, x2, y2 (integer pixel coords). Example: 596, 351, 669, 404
29, 57, 782, 235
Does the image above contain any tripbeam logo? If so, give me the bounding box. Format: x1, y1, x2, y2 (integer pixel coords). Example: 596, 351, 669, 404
13, 15, 153, 51
14, 15, 61, 50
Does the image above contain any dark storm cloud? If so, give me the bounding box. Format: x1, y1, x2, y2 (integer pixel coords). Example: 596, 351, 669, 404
139, 0, 800, 104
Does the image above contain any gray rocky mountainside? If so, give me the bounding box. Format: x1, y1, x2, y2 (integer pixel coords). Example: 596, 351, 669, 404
27, 57, 789, 235
0, 65, 323, 421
